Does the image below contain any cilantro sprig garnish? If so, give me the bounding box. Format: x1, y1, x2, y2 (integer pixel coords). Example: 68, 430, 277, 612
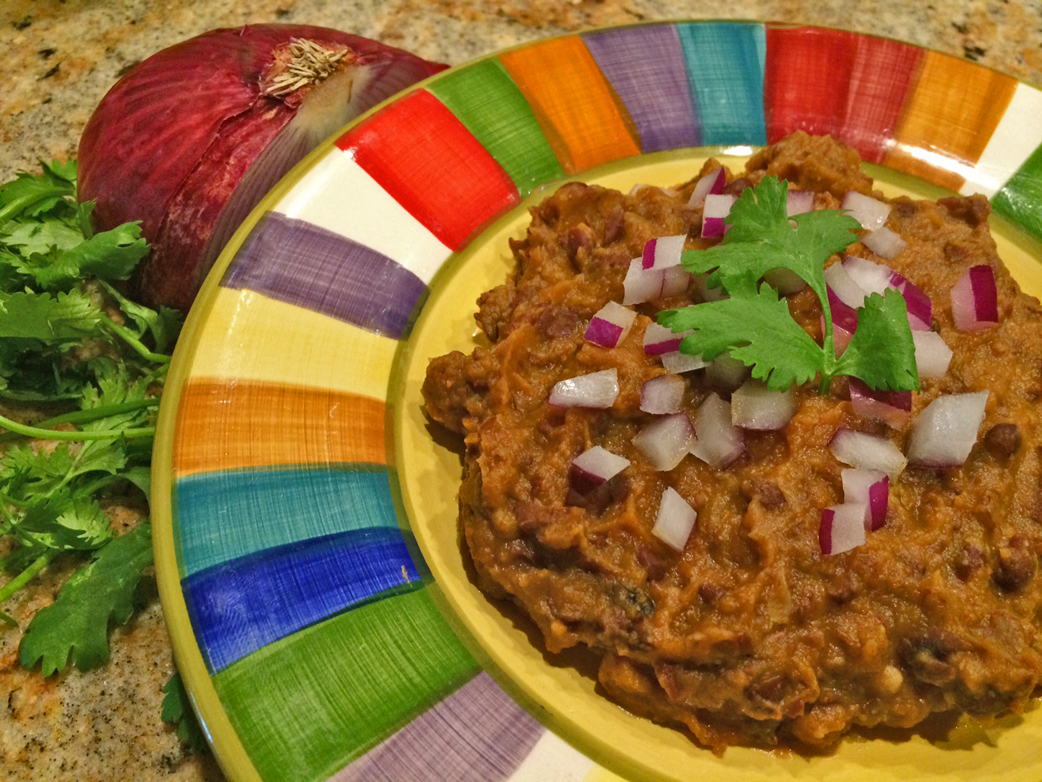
0, 161, 181, 675
659, 176, 919, 395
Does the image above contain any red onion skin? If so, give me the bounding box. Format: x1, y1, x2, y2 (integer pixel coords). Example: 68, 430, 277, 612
77, 25, 447, 312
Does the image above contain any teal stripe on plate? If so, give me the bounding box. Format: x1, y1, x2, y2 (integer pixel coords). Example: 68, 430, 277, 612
212, 587, 480, 782
174, 465, 400, 578
426, 57, 567, 198
992, 143, 1042, 243
677, 22, 768, 146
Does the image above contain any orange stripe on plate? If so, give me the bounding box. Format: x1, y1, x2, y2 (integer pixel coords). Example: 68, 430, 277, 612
885, 50, 1017, 191
499, 36, 641, 174
173, 380, 386, 476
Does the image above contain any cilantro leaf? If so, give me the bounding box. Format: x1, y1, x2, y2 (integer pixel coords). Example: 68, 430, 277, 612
162, 672, 208, 750
23, 222, 148, 289
836, 289, 920, 391
19, 523, 153, 674
0, 163, 76, 225
0, 288, 103, 341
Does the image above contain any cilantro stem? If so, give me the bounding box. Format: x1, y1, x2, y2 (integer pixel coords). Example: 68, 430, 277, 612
100, 319, 171, 364
0, 550, 57, 623
0, 399, 160, 444
0, 413, 155, 442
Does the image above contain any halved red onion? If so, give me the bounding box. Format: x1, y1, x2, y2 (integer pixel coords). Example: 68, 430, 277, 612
585, 301, 637, 348
660, 350, 708, 374
641, 234, 686, 270
623, 259, 690, 304
889, 271, 932, 330
829, 428, 907, 478
819, 503, 868, 556
77, 25, 447, 312
633, 413, 695, 471
549, 368, 619, 409
841, 191, 891, 231
907, 391, 989, 467
644, 322, 688, 355
787, 189, 815, 217
687, 167, 726, 206
848, 377, 912, 429
570, 445, 630, 495
861, 226, 907, 259
842, 255, 893, 297
825, 263, 868, 309
912, 330, 953, 379
702, 193, 735, 238
689, 393, 745, 468
731, 379, 798, 431
841, 468, 889, 531
705, 353, 750, 390
652, 487, 697, 551
640, 374, 685, 414
951, 265, 999, 331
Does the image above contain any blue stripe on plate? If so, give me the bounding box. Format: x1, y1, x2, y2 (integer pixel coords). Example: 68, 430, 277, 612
183, 527, 423, 672
221, 211, 428, 340
582, 25, 702, 152
174, 465, 403, 578
676, 22, 768, 146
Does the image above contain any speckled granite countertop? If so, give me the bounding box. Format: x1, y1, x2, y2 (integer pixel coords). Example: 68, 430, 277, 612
1, 1, 1040, 780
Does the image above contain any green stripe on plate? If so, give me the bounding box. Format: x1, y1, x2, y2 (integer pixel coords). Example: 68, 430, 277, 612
427, 58, 567, 197
212, 587, 480, 781
992, 144, 1042, 243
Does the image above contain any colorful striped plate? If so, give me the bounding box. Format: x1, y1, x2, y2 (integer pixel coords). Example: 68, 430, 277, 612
153, 21, 1042, 782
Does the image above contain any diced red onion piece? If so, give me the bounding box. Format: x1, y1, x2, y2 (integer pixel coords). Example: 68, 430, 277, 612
585, 301, 637, 348
826, 286, 860, 336
819, 503, 868, 556
570, 445, 630, 494
549, 368, 619, 409
644, 322, 689, 355
825, 263, 868, 309
848, 377, 912, 429
687, 167, 726, 206
660, 350, 708, 374
912, 330, 953, 379
951, 265, 999, 331
640, 374, 685, 414
841, 191, 891, 231
862, 226, 907, 259
705, 353, 750, 390
907, 391, 989, 467
829, 428, 908, 478
841, 468, 889, 531
842, 255, 893, 296
623, 258, 662, 305
763, 268, 807, 295
652, 487, 697, 551
690, 393, 745, 468
702, 193, 735, 238
787, 189, 815, 217
660, 265, 691, 298
828, 316, 855, 356
633, 412, 695, 471
731, 379, 798, 431
641, 233, 686, 270
890, 271, 932, 330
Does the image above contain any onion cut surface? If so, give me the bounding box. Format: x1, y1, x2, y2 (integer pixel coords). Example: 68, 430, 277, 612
951, 265, 999, 331
652, 487, 697, 551
701, 193, 735, 238
841, 468, 889, 531
633, 413, 696, 471
570, 446, 630, 494
549, 369, 619, 409
641, 234, 687, 270
731, 379, 797, 431
819, 503, 868, 556
912, 330, 954, 378
848, 378, 912, 429
640, 374, 685, 415
907, 391, 989, 467
689, 393, 745, 468
829, 428, 908, 479
585, 302, 637, 348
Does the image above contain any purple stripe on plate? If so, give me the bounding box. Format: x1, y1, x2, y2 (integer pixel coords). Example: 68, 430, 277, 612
583, 25, 701, 152
222, 212, 427, 339
331, 672, 543, 782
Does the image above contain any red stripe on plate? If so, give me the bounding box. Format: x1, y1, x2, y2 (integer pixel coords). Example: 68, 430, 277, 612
335, 90, 520, 250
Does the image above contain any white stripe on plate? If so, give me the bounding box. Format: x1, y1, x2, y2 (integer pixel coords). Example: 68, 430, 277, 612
961, 82, 1042, 197
506, 729, 599, 782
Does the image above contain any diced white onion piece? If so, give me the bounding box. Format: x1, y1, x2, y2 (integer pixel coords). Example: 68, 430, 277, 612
705, 353, 750, 390
848, 377, 912, 429
690, 393, 745, 469
702, 193, 735, 238
763, 267, 806, 295
824, 263, 868, 309
570, 445, 630, 494
841, 191, 891, 231
644, 322, 689, 355
787, 189, 815, 216
907, 391, 989, 467
641, 233, 686, 270
862, 226, 907, 259
652, 487, 697, 551
584, 301, 637, 348
687, 166, 725, 206
660, 350, 708, 374
912, 330, 953, 379
951, 265, 999, 331
660, 265, 691, 298
640, 374, 685, 414
549, 368, 619, 409
819, 503, 868, 555
829, 428, 908, 479
842, 255, 893, 296
841, 468, 889, 531
731, 379, 798, 431
633, 412, 695, 471
623, 258, 663, 305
